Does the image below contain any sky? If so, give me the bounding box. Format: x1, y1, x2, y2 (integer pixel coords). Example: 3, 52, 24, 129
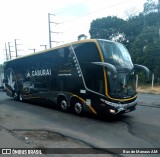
0, 0, 149, 64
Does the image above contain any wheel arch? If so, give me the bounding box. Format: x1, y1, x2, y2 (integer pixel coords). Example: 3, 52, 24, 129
69, 95, 85, 107
57, 94, 68, 105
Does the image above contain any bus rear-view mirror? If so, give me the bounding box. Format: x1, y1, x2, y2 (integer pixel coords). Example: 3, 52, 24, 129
134, 64, 150, 78
92, 62, 117, 79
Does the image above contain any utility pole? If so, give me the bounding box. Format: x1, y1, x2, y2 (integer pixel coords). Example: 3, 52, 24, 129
48, 13, 53, 49
40, 44, 47, 50
158, 0, 160, 36
48, 13, 63, 48
8, 42, 14, 59
5, 43, 8, 61
14, 39, 22, 58
28, 49, 36, 53
8, 42, 11, 59
15, 39, 18, 57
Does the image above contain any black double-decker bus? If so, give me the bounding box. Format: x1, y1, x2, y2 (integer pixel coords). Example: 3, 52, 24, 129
4, 39, 149, 116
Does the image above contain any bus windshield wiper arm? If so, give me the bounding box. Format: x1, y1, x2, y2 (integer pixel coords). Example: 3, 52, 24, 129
92, 62, 117, 79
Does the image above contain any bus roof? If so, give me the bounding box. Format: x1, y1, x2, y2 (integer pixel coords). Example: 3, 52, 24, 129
4, 39, 116, 63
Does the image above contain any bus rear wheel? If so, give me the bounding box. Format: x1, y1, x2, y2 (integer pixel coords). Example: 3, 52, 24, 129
19, 93, 23, 101
13, 92, 23, 101
59, 99, 69, 112
13, 92, 18, 101
74, 102, 84, 115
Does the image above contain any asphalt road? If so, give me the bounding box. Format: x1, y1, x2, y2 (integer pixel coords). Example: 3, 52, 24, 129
0, 91, 160, 157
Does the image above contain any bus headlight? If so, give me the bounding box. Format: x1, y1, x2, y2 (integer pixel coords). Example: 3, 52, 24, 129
109, 109, 116, 114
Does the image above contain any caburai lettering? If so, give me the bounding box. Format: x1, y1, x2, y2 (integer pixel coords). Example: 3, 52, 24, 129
26, 69, 51, 77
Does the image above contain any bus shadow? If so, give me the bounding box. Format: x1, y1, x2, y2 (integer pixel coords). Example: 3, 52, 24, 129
5, 98, 133, 123
27, 99, 132, 123
85, 112, 132, 123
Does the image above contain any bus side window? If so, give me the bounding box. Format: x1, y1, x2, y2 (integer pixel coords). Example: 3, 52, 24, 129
74, 42, 105, 94
74, 42, 101, 63
58, 47, 74, 65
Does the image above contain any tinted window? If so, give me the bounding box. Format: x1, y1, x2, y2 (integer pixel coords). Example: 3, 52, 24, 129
98, 40, 133, 68
73, 42, 105, 94
74, 42, 101, 63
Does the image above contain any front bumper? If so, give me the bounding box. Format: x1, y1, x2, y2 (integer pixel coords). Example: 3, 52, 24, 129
109, 100, 138, 115
102, 99, 138, 115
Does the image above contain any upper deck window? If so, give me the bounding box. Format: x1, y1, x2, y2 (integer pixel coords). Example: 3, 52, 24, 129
98, 40, 133, 68
73, 42, 101, 63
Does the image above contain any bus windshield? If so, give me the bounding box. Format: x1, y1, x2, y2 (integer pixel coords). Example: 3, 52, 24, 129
98, 40, 133, 68
98, 40, 136, 98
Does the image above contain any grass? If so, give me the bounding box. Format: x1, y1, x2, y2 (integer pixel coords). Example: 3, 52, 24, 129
137, 85, 160, 95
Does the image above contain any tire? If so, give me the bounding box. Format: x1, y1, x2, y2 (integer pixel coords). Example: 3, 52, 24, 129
13, 92, 18, 101
13, 91, 23, 101
60, 99, 69, 112
19, 93, 23, 101
74, 101, 84, 115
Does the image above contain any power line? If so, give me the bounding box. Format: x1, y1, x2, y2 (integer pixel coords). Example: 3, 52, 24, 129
57, 0, 129, 36
49, 0, 145, 45
62, 0, 129, 24
55, 1, 85, 15
62, 23, 89, 33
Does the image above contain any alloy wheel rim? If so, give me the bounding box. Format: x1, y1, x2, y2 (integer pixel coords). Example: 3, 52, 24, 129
75, 102, 82, 114
61, 100, 68, 110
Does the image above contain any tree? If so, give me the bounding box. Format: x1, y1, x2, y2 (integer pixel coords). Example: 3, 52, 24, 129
130, 26, 160, 80
77, 34, 87, 41
89, 16, 126, 41
89, 4, 160, 82
143, 0, 159, 27
125, 6, 140, 19
143, 0, 158, 15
